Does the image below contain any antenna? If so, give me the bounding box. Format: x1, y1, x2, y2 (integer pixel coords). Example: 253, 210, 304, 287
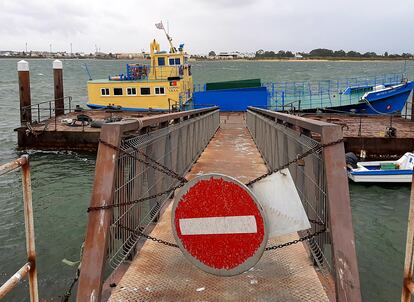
83, 63, 92, 80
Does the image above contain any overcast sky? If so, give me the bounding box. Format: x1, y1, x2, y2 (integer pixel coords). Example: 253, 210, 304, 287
1, 0, 413, 54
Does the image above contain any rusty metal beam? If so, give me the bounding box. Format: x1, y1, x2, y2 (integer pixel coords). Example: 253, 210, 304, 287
0, 156, 28, 176
248, 106, 332, 134
76, 124, 123, 302
401, 172, 414, 302
106, 107, 219, 135
20, 155, 39, 302
321, 125, 361, 302
0, 262, 32, 299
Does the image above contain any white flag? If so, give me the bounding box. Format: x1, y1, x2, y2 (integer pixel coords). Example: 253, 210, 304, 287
155, 22, 164, 30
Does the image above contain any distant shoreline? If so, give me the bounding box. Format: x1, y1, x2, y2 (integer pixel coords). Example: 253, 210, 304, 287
191, 58, 413, 63
1, 56, 412, 63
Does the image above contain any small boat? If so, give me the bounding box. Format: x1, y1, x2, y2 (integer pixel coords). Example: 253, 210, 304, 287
347, 152, 414, 183
327, 81, 414, 114
87, 24, 193, 111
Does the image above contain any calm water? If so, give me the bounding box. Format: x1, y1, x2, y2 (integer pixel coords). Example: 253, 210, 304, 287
0, 58, 413, 301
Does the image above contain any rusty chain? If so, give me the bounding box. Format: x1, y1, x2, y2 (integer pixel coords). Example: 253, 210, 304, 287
117, 220, 326, 251
245, 138, 344, 186
99, 139, 187, 183
88, 138, 339, 251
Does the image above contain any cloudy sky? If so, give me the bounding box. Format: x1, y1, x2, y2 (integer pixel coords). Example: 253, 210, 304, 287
1, 0, 413, 54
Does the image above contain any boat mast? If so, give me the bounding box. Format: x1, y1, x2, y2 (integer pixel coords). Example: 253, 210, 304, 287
156, 21, 178, 53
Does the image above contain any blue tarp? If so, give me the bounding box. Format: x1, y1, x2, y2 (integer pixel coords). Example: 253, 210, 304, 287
193, 87, 268, 112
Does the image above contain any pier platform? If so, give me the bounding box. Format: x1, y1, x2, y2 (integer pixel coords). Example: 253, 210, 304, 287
107, 114, 330, 301
304, 113, 414, 159
16, 107, 414, 159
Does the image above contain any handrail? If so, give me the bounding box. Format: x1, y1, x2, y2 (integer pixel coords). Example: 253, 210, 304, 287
0, 155, 38, 302
77, 107, 220, 301
21, 96, 73, 110
247, 107, 361, 302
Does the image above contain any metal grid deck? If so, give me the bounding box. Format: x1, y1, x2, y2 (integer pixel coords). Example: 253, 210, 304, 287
108, 117, 329, 302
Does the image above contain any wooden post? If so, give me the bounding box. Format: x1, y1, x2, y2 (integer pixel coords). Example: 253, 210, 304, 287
401, 172, 414, 301
53, 60, 64, 116
18, 60, 31, 125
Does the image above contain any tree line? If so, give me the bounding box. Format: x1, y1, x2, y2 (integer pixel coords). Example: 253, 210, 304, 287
255, 48, 413, 59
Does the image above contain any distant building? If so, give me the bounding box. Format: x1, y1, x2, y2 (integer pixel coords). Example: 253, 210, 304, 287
295, 53, 303, 59
116, 53, 145, 59
218, 52, 241, 59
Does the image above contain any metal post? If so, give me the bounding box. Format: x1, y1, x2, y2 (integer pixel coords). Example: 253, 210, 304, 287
53, 60, 64, 116
321, 125, 361, 302
21, 155, 39, 302
76, 124, 123, 302
401, 172, 414, 302
18, 60, 32, 125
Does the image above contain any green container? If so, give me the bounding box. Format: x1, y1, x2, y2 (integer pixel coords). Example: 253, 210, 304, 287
380, 163, 397, 170
206, 79, 261, 91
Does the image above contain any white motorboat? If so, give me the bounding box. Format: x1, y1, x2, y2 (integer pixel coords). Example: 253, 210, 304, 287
347, 152, 414, 183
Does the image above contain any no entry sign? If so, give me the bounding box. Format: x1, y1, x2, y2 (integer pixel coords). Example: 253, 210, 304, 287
172, 174, 268, 276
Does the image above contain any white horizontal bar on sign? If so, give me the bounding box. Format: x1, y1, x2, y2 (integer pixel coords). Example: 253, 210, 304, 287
179, 215, 257, 235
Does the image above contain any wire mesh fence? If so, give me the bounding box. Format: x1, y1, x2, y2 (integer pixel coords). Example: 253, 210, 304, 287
106, 109, 220, 271
246, 109, 333, 277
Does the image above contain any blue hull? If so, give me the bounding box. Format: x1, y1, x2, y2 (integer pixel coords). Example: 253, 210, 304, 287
327, 82, 414, 114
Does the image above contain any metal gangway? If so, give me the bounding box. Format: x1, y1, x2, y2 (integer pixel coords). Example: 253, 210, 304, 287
76, 107, 361, 301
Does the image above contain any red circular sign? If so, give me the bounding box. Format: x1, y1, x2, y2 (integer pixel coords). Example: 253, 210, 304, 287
172, 174, 268, 276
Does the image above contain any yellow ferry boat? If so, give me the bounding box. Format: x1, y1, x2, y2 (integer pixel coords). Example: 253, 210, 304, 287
87, 29, 193, 111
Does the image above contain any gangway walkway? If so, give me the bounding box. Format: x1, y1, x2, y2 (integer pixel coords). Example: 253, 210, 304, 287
107, 113, 329, 301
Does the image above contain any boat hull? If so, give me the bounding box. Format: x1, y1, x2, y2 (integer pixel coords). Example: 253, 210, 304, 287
328, 82, 414, 114
348, 170, 413, 183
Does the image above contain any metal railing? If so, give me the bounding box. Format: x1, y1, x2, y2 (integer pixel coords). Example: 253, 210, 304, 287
21, 96, 74, 126
0, 156, 38, 302
76, 107, 220, 301
246, 107, 361, 302
263, 73, 404, 110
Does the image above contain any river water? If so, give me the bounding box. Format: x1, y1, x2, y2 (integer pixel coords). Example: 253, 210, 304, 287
0, 58, 413, 301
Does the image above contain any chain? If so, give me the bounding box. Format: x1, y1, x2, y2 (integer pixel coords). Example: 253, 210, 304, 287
99, 139, 187, 183
91, 136, 335, 252
87, 139, 188, 212
87, 183, 185, 212
115, 220, 326, 251
265, 227, 327, 251
123, 140, 187, 183
245, 138, 343, 187
117, 223, 178, 248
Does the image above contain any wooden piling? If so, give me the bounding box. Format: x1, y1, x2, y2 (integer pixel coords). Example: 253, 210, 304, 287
18, 60, 31, 125
53, 60, 64, 116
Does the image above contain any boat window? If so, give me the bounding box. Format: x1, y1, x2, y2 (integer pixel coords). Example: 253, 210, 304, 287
141, 87, 151, 95
114, 88, 123, 96
158, 57, 165, 66
127, 87, 137, 95
155, 87, 165, 95
169, 58, 181, 65
101, 88, 110, 96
